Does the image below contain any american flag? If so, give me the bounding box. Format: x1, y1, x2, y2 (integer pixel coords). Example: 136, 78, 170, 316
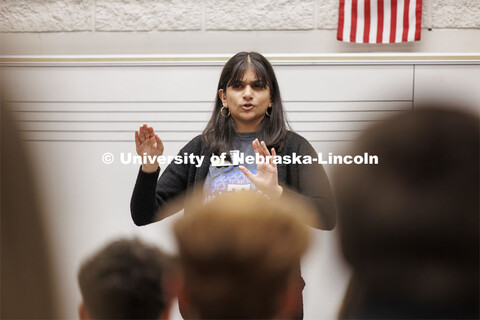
337, 0, 422, 43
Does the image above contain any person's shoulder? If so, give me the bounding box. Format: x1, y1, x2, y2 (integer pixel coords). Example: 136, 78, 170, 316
181, 135, 206, 152
285, 130, 310, 146
190, 134, 204, 144
284, 130, 315, 153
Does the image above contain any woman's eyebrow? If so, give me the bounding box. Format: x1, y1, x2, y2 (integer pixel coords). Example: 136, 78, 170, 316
252, 79, 267, 86
229, 79, 265, 86
229, 79, 242, 85
247, 79, 265, 85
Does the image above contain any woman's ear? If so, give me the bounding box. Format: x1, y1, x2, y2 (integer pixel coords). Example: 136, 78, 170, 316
218, 89, 227, 106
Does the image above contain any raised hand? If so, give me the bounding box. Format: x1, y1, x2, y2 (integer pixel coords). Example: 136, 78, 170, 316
135, 124, 164, 173
239, 139, 283, 199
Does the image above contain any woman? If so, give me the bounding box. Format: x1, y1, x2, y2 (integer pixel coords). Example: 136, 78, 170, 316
131, 52, 336, 230
131, 51, 336, 319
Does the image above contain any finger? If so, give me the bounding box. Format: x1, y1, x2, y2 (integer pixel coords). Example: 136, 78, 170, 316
252, 139, 260, 155
261, 141, 270, 154
148, 126, 154, 138
271, 148, 277, 167
140, 124, 148, 141
261, 141, 271, 156
155, 134, 164, 154
135, 130, 141, 145
142, 124, 149, 140
138, 126, 144, 136
239, 166, 256, 182
137, 127, 144, 142
253, 139, 266, 162
254, 139, 267, 157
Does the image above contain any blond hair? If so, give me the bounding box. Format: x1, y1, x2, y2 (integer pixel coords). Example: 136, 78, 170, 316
174, 191, 313, 319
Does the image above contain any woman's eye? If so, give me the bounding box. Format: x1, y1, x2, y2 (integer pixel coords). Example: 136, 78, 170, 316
229, 82, 265, 89
253, 81, 266, 89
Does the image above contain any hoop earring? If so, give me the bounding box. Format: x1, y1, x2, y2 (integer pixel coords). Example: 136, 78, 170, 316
265, 107, 272, 117
221, 106, 230, 118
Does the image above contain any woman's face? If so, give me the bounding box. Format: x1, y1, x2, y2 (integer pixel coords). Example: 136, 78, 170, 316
219, 67, 272, 133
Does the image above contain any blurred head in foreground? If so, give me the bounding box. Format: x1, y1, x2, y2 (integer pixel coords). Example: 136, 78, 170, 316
174, 191, 313, 319
1, 104, 57, 318
335, 107, 479, 319
78, 238, 177, 320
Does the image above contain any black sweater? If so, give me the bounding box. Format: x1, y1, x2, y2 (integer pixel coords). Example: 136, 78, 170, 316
131, 131, 337, 229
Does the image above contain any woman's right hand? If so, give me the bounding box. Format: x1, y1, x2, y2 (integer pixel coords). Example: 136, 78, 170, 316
135, 124, 164, 173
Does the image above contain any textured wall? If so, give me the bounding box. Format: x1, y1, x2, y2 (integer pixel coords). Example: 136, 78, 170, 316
0, 0, 479, 33
205, 0, 314, 30
96, 0, 202, 31
432, 0, 480, 28
0, 0, 93, 32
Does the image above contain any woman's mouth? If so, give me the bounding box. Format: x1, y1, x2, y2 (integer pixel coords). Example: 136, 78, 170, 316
241, 103, 254, 111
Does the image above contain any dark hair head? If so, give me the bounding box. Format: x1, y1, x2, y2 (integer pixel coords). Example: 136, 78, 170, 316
336, 107, 479, 264
202, 52, 288, 155
334, 107, 479, 315
78, 238, 175, 320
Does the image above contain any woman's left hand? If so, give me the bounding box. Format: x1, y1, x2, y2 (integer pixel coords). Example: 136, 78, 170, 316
239, 139, 283, 199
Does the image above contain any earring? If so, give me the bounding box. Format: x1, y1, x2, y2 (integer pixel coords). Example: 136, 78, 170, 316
221, 106, 230, 118
265, 107, 272, 117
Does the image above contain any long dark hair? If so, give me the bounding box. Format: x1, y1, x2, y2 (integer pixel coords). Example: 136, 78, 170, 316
202, 52, 289, 156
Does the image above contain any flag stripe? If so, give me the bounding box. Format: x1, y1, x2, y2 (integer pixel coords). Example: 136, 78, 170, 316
415, 0, 422, 40
356, 0, 365, 42
407, 0, 416, 41
390, 0, 397, 43
338, 0, 345, 40
364, 0, 371, 43
351, 0, 358, 42
383, 0, 390, 43
396, 0, 404, 42
343, 0, 352, 42
377, 0, 384, 43
369, 0, 377, 43
402, 0, 410, 41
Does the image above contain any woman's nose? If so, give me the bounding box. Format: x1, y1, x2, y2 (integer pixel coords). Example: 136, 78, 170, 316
243, 85, 253, 99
